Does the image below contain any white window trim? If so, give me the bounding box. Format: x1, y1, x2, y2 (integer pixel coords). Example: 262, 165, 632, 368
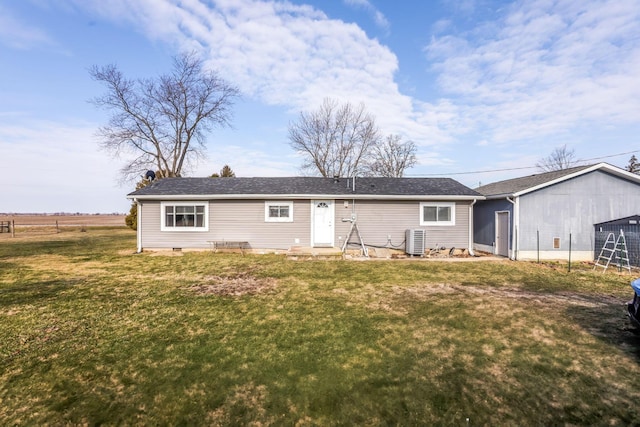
161, 201, 209, 232
420, 202, 455, 226
264, 201, 294, 223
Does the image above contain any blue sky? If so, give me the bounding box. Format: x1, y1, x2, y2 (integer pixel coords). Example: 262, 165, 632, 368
1, 0, 639, 213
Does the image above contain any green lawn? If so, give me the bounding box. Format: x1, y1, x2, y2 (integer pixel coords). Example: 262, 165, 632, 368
1, 228, 639, 425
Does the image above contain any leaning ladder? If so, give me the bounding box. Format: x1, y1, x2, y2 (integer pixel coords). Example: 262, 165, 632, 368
594, 230, 631, 272
614, 230, 631, 272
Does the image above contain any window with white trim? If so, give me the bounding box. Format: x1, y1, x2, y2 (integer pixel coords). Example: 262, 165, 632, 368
265, 201, 293, 222
161, 202, 208, 231
420, 202, 455, 226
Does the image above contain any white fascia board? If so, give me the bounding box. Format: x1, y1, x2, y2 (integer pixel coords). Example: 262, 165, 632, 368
598, 163, 640, 182
128, 194, 485, 201
481, 193, 515, 200
512, 163, 640, 197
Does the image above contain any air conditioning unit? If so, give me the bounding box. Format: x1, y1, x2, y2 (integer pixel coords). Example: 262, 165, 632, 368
406, 229, 426, 256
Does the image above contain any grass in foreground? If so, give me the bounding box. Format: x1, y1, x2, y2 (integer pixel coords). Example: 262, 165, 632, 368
1, 228, 639, 425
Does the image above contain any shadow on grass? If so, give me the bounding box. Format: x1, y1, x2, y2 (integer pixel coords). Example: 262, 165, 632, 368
563, 293, 640, 362
0, 279, 84, 307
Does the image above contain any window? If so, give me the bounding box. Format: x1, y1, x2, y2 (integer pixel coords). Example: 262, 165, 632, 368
161, 202, 208, 231
420, 202, 455, 226
265, 201, 293, 222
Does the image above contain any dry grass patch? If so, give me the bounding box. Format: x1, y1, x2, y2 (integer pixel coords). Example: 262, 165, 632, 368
206, 383, 276, 426
191, 273, 277, 296
397, 282, 621, 308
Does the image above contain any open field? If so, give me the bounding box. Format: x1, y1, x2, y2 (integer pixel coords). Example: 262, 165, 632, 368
1, 228, 640, 425
0, 214, 126, 227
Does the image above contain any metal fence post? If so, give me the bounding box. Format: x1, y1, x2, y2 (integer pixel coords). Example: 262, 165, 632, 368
568, 233, 572, 272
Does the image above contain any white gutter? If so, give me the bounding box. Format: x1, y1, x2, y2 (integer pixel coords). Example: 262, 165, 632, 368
506, 196, 517, 260
468, 199, 477, 256
127, 194, 485, 202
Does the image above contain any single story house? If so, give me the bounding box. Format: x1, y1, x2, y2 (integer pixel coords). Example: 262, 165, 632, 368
473, 163, 640, 261
127, 176, 483, 254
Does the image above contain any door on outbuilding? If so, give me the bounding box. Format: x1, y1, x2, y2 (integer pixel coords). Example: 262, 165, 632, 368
496, 211, 510, 257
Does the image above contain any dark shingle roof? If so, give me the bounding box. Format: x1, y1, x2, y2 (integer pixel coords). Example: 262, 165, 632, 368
475, 164, 595, 197
129, 177, 481, 199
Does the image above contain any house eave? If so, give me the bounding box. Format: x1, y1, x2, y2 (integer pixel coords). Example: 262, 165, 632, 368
127, 194, 485, 201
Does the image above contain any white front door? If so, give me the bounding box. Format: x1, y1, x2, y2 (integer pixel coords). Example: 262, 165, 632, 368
312, 200, 334, 247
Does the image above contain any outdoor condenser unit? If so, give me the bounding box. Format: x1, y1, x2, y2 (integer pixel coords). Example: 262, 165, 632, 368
405, 229, 426, 256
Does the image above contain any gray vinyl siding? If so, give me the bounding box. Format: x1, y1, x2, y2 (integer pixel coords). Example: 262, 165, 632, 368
473, 199, 513, 247
209, 200, 311, 249
518, 170, 640, 253
335, 200, 471, 250
139, 199, 472, 251
139, 200, 311, 250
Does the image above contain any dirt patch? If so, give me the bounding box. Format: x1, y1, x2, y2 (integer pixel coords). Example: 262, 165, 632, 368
191, 273, 276, 296
148, 251, 184, 257
396, 283, 622, 308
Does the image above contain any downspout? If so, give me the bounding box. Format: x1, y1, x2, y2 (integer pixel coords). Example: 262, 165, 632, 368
468, 199, 477, 256
135, 198, 142, 253
506, 196, 517, 260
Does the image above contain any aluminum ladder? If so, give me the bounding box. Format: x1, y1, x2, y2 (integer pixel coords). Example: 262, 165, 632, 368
594, 230, 631, 272
614, 230, 631, 272
341, 220, 369, 257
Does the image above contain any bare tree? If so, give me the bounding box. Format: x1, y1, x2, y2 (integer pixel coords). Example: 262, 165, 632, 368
288, 98, 381, 177
364, 134, 418, 177
90, 52, 239, 181
536, 145, 577, 172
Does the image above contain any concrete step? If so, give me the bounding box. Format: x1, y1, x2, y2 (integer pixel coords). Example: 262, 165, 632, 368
286, 246, 344, 260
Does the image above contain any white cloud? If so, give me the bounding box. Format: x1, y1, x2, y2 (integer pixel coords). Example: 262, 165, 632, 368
69, 0, 451, 146
195, 144, 298, 177
0, 5, 56, 50
431, 19, 453, 35
343, 0, 390, 30
52, 0, 640, 179
425, 0, 640, 145
447, 0, 480, 16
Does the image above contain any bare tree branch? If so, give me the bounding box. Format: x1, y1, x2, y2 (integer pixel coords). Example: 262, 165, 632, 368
288, 98, 381, 177
536, 145, 577, 172
89, 51, 239, 182
363, 134, 418, 177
